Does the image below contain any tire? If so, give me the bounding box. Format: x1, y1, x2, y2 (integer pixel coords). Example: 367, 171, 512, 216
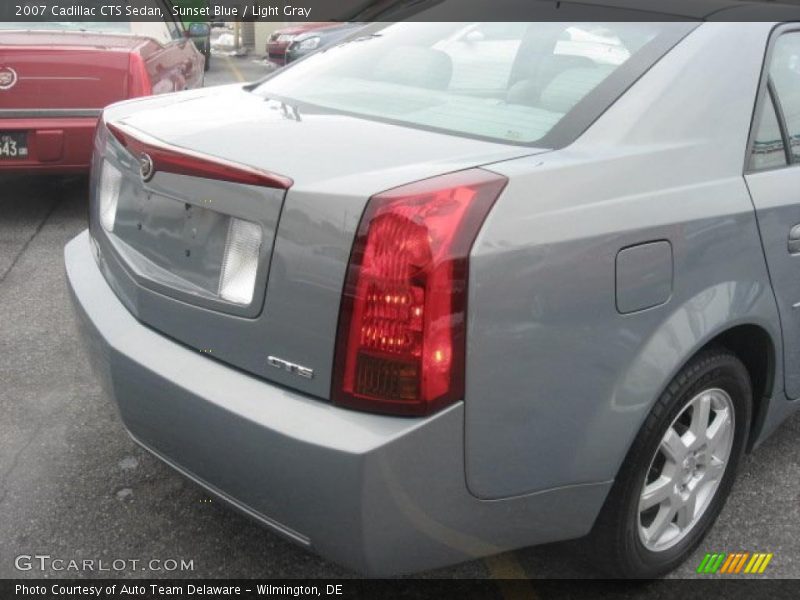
587, 347, 752, 578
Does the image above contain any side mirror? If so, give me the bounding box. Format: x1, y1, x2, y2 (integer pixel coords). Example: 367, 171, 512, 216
188, 23, 211, 38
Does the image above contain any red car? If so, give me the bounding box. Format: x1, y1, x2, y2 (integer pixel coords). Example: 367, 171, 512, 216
266, 22, 339, 66
0, 18, 205, 174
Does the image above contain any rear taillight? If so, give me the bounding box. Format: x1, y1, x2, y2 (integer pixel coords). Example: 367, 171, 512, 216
332, 169, 507, 417
127, 53, 152, 98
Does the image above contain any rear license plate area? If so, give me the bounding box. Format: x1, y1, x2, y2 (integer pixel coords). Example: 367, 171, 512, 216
0, 132, 28, 160
114, 192, 229, 294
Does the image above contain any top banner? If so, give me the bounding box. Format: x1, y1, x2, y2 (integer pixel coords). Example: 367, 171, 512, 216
1, 0, 800, 22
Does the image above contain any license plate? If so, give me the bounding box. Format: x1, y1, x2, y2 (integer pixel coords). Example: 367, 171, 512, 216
0, 132, 28, 160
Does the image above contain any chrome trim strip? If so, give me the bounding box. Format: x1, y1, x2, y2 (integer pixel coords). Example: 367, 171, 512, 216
19, 77, 100, 81
0, 109, 102, 119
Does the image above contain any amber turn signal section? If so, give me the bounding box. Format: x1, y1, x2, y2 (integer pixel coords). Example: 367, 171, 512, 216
332, 169, 508, 416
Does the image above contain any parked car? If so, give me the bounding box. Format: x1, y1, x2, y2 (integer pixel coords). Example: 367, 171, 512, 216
67, 18, 800, 578
0, 7, 205, 174
266, 22, 339, 66
285, 22, 365, 64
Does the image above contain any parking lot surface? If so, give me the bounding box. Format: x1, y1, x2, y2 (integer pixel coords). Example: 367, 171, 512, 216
1, 55, 800, 587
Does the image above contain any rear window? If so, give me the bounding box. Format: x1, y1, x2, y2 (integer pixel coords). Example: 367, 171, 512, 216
252, 22, 692, 146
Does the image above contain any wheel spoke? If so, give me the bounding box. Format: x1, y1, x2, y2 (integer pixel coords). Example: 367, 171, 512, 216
660, 427, 686, 463
705, 457, 725, 483
640, 474, 673, 511
645, 504, 676, 544
676, 492, 698, 529
689, 393, 712, 446
706, 410, 730, 457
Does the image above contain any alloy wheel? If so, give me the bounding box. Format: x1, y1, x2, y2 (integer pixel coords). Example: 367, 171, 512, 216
637, 388, 735, 552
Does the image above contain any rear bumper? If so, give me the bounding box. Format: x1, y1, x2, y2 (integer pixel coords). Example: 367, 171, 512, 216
65, 229, 610, 575
0, 115, 99, 173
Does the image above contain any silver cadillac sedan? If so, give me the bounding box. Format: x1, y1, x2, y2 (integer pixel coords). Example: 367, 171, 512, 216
66, 19, 800, 577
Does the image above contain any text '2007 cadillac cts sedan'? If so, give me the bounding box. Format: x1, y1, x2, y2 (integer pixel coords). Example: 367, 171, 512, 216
66, 20, 800, 577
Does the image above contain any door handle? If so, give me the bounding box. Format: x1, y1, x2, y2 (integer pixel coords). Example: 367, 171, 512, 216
789, 225, 800, 254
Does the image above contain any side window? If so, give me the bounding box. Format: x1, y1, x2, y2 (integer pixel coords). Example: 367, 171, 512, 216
770, 33, 800, 162
750, 91, 788, 171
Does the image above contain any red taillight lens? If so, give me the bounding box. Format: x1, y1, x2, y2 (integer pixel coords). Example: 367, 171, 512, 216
127, 53, 152, 98
333, 169, 508, 417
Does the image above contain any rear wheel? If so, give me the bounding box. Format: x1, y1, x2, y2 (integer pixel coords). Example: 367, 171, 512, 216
587, 348, 751, 577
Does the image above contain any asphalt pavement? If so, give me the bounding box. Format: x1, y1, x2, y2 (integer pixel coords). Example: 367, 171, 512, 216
1, 54, 800, 591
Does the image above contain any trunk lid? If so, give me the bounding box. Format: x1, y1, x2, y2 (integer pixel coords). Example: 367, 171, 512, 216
0, 31, 144, 109
95, 86, 545, 399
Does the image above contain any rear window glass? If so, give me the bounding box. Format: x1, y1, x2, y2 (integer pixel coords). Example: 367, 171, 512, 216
253, 22, 689, 145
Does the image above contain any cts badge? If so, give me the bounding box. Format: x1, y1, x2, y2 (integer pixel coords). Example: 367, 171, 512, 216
267, 356, 314, 379
0, 67, 18, 91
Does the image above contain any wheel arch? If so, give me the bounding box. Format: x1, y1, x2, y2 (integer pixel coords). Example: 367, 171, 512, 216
612, 281, 783, 485
695, 324, 776, 452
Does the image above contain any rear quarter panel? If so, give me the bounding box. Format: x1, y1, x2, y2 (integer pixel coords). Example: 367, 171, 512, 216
466, 22, 785, 499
